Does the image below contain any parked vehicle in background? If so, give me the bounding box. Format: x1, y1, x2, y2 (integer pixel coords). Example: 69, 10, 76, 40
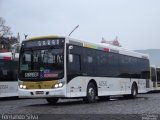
0, 52, 19, 97
148, 66, 160, 91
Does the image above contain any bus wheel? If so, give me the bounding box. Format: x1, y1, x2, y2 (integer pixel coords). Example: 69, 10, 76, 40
99, 96, 110, 101
131, 84, 138, 98
83, 82, 97, 103
46, 98, 59, 104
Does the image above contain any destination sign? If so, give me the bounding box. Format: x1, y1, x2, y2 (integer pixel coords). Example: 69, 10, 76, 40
24, 39, 65, 48
25, 72, 39, 78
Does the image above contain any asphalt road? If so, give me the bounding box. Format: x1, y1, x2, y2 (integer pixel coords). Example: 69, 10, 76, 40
0, 92, 160, 120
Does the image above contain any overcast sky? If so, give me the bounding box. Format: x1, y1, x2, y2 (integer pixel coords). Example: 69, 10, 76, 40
0, 0, 160, 50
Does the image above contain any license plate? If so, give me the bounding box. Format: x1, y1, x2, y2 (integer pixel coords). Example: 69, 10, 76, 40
35, 91, 44, 95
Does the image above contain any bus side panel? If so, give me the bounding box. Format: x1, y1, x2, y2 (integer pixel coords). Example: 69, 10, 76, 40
137, 79, 147, 93
66, 76, 147, 98
66, 77, 87, 97
0, 82, 18, 97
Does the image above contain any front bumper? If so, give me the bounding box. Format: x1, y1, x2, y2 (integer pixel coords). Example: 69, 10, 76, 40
18, 87, 66, 98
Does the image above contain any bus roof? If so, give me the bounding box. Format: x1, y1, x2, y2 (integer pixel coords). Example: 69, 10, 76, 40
23, 35, 149, 59
28, 35, 63, 41
67, 37, 149, 59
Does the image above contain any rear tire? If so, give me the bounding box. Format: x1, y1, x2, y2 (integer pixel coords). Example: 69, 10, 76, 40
46, 98, 59, 104
83, 82, 97, 103
124, 83, 138, 99
130, 84, 138, 99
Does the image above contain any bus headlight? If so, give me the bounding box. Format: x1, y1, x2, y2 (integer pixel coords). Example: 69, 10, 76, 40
58, 83, 63, 87
54, 82, 64, 88
19, 84, 27, 89
54, 84, 59, 88
20, 85, 23, 89
23, 85, 26, 89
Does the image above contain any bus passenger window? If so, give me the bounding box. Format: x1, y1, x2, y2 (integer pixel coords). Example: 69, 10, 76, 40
68, 54, 81, 72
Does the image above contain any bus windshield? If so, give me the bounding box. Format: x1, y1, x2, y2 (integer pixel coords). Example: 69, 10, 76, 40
19, 48, 64, 80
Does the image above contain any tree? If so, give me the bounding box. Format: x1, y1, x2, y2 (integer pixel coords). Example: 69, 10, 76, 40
0, 17, 19, 52
0, 17, 12, 37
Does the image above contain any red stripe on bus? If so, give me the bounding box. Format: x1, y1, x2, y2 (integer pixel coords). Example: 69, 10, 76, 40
4, 57, 12, 60
104, 48, 109, 52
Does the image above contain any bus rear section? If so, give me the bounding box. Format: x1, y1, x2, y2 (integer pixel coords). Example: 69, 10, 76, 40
65, 39, 150, 103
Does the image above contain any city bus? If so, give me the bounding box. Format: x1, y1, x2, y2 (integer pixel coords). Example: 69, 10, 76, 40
18, 35, 150, 103
0, 52, 19, 97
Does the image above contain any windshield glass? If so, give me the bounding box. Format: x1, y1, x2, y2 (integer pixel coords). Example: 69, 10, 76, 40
19, 48, 64, 80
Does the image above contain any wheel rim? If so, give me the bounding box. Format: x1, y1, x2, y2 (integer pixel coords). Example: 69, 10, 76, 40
88, 87, 95, 100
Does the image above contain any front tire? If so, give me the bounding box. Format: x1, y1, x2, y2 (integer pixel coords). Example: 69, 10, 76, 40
83, 82, 97, 103
46, 98, 59, 104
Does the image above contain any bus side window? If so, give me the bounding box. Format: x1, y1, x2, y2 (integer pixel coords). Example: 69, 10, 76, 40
68, 54, 81, 72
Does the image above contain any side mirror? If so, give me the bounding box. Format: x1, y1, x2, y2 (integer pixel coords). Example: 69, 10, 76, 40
69, 45, 73, 50
69, 54, 73, 63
